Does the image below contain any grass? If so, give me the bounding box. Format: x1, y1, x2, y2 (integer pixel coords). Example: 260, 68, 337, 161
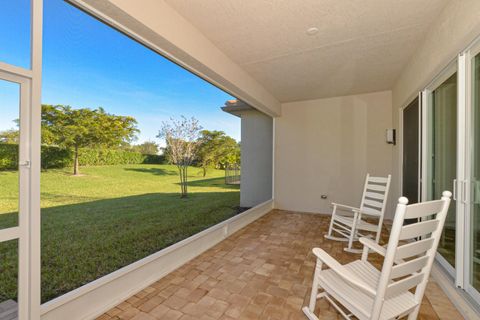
0, 164, 239, 302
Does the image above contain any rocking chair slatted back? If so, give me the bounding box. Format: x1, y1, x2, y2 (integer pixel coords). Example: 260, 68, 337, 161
360, 175, 390, 218
399, 219, 439, 240
385, 273, 425, 298
364, 183, 388, 192
390, 255, 430, 279
403, 200, 445, 219
364, 191, 385, 200
395, 238, 435, 260
371, 192, 451, 319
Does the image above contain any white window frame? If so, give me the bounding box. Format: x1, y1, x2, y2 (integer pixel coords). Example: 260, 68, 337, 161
0, 1, 43, 319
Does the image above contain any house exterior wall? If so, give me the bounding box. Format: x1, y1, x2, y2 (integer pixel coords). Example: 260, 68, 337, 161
240, 110, 273, 207
274, 91, 394, 216
391, 0, 480, 212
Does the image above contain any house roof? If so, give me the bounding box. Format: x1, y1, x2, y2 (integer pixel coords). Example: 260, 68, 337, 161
221, 99, 254, 117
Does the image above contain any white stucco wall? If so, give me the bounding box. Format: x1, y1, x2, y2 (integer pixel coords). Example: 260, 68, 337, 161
274, 91, 394, 216
240, 110, 273, 207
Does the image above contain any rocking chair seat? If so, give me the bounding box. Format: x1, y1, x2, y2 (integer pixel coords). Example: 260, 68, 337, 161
319, 260, 417, 320
334, 215, 378, 232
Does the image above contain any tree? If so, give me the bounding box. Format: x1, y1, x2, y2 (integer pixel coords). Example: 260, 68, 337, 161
0, 129, 19, 144
131, 141, 159, 155
197, 130, 240, 176
158, 116, 202, 197
42, 105, 138, 175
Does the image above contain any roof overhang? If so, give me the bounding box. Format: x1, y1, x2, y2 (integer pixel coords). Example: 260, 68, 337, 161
221, 100, 254, 118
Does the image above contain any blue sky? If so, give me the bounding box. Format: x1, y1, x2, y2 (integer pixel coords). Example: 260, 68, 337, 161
0, 0, 239, 144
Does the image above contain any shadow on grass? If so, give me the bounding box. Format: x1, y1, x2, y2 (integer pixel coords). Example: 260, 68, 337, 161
123, 167, 177, 176
0, 190, 240, 303
180, 177, 240, 190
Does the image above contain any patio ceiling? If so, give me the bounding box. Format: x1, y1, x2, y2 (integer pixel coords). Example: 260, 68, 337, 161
164, 0, 450, 102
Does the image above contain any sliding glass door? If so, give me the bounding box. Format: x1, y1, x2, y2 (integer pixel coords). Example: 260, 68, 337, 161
468, 47, 480, 302
426, 69, 458, 272
420, 42, 480, 306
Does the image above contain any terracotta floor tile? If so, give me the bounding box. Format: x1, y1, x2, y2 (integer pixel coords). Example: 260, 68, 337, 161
224, 305, 243, 319
148, 304, 170, 319
117, 307, 140, 320
163, 295, 188, 310
162, 309, 183, 320
207, 300, 230, 319
207, 287, 231, 301
97, 210, 463, 320
130, 312, 156, 320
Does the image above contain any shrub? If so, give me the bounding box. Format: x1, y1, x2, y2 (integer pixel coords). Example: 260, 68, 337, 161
77, 149, 164, 166
0, 144, 18, 170
0, 143, 165, 171
42, 146, 73, 169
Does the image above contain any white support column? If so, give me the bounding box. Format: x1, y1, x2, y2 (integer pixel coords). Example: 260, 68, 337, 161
30, 0, 43, 318
455, 53, 467, 288
420, 90, 429, 203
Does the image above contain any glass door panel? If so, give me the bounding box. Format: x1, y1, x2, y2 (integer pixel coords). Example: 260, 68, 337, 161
403, 97, 420, 205
471, 52, 480, 292
0, 239, 19, 319
428, 72, 457, 268
0, 72, 30, 320
0, 80, 20, 230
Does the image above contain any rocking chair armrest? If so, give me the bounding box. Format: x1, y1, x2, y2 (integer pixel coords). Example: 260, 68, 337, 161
359, 237, 386, 256
312, 248, 376, 297
351, 208, 381, 217
331, 203, 360, 213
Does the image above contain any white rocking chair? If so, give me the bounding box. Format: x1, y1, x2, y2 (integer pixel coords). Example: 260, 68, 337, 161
325, 174, 391, 253
304, 191, 452, 320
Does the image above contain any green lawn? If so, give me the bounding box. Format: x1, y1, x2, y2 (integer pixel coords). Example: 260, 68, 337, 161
0, 164, 239, 302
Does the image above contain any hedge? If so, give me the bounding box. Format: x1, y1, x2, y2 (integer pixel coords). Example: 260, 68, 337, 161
0, 144, 165, 171
0, 144, 18, 171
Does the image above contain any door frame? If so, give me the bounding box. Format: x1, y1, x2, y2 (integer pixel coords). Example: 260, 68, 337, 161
421, 59, 465, 284
0, 1, 43, 319
0, 70, 32, 320
462, 36, 480, 304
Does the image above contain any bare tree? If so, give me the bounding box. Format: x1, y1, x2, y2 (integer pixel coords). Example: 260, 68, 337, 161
158, 116, 202, 197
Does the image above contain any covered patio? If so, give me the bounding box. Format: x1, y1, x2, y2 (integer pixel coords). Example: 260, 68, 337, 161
96, 210, 461, 320
3, 0, 480, 319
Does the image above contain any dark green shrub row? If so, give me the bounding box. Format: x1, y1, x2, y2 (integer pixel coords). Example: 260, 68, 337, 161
0, 144, 18, 170
77, 148, 164, 166
42, 146, 73, 169
0, 144, 165, 171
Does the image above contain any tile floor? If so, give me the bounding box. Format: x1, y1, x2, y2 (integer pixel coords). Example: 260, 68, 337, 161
96, 210, 464, 320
